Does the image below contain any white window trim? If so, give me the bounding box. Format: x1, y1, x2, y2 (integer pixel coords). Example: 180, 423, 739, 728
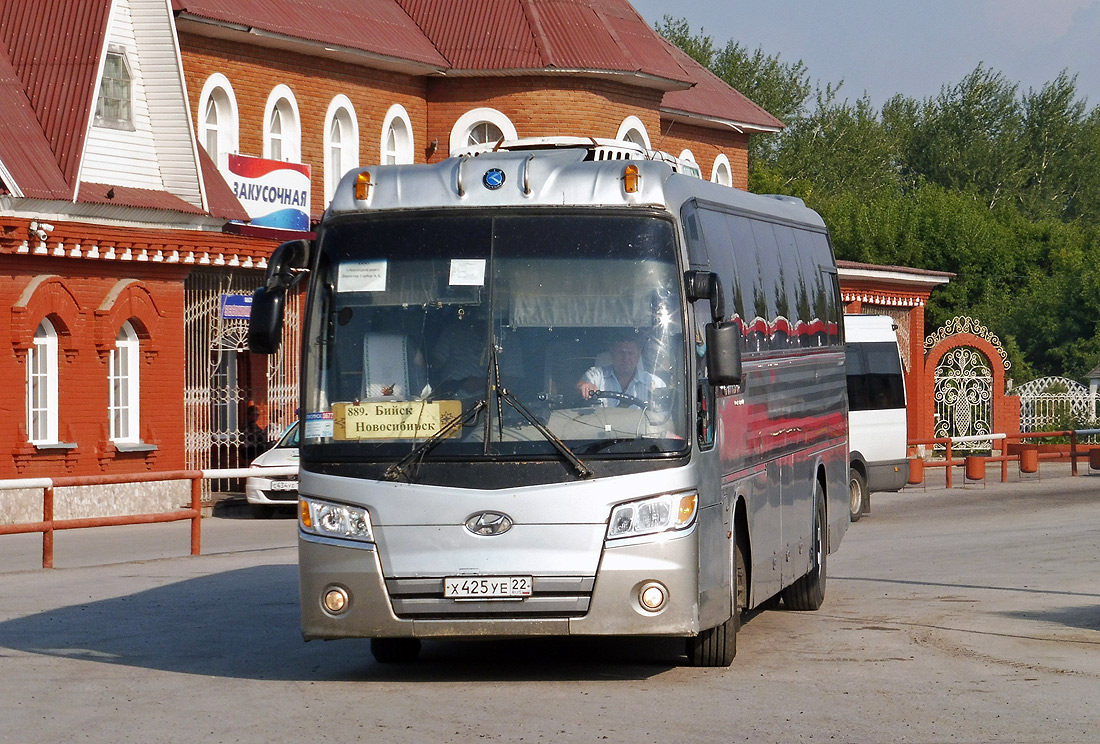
449, 108, 517, 155
616, 116, 651, 149
711, 154, 733, 186
380, 104, 415, 165
27, 319, 59, 445
323, 95, 360, 204
109, 322, 141, 444
94, 45, 134, 131
198, 73, 239, 169
263, 85, 302, 163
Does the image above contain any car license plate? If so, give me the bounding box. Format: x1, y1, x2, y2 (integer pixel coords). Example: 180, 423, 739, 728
270, 480, 298, 491
444, 576, 532, 599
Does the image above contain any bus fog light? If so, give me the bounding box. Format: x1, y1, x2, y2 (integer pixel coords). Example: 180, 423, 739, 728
323, 587, 349, 614
639, 582, 667, 611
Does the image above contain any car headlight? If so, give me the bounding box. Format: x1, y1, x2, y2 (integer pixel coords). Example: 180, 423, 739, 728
299, 498, 374, 543
606, 491, 698, 540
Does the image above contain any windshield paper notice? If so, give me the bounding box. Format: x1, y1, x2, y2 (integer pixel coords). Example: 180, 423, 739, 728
333, 400, 462, 440
448, 258, 486, 286
338, 260, 388, 292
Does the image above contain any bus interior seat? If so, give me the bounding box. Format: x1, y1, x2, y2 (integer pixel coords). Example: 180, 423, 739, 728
363, 332, 416, 400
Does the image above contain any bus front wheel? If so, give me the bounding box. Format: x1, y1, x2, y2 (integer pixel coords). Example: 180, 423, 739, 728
686, 539, 745, 667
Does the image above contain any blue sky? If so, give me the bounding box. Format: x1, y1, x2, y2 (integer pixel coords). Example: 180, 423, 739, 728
629, 0, 1100, 111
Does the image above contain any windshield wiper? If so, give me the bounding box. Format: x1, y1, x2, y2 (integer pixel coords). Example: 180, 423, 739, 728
484, 333, 592, 479
384, 399, 487, 482
498, 387, 593, 479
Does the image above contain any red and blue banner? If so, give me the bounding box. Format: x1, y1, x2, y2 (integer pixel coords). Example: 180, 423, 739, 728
226, 154, 311, 231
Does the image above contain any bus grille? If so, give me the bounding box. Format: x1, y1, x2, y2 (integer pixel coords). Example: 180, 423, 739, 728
385, 576, 594, 619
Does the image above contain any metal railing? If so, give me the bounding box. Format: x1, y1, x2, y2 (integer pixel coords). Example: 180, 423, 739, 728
907, 429, 1100, 487
0, 466, 298, 569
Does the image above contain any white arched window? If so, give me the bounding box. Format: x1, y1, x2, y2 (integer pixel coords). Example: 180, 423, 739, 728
263, 85, 301, 163
198, 74, 239, 169
711, 154, 733, 187
616, 116, 651, 150
109, 321, 140, 443
381, 104, 414, 165
678, 149, 702, 178
449, 108, 517, 155
27, 318, 59, 444
324, 95, 359, 204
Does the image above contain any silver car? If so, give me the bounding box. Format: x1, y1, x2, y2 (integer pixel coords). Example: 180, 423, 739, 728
244, 423, 299, 518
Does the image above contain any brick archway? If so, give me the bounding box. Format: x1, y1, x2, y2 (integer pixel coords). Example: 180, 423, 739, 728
919, 317, 1020, 442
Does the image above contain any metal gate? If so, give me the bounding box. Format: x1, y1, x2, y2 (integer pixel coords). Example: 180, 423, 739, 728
1009, 376, 1096, 433
184, 269, 300, 494
933, 346, 994, 451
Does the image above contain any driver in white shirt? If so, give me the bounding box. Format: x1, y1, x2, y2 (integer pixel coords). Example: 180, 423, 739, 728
576, 334, 665, 408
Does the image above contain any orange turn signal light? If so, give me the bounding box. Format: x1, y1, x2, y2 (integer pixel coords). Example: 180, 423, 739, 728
623, 164, 640, 193
355, 171, 372, 201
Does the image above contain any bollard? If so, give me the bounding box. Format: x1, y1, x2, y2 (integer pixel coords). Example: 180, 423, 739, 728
1020, 446, 1039, 474
965, 455, 985, 481
1090, 448, 1100, 471
908, 457, 924, 484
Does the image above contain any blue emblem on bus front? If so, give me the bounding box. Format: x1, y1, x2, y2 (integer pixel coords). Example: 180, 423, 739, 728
483, 168, 506, 190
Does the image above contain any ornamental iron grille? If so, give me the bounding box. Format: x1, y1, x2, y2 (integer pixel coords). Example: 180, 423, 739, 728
1008, 376, 1097, 436
185, 270, 300, 494
926, 317, 1011, 452
933, 346, 994, 451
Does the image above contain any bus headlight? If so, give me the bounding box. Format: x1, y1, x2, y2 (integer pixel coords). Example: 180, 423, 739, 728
300, 498, 374, 543
606, 491, 698, 540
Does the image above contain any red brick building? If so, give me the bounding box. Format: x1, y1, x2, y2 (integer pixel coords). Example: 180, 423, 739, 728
0, 0, 783, 508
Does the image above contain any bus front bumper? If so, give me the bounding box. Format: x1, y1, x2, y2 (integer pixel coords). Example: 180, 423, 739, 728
298, 531, 702, 641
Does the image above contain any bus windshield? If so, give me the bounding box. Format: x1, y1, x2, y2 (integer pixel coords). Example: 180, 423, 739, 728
300, 211, 688, 463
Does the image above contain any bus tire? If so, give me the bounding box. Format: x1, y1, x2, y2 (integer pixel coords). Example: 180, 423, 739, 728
782, 483, 827, 611
686, 539, 745, 667
370, 637, 421, 664
849, 469, 866, 523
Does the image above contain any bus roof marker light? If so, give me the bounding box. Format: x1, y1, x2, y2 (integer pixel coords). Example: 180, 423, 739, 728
623, 164, 640, 193
355, 171, 373, 202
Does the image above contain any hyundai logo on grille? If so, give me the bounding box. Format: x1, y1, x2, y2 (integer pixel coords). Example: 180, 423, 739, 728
465, 511, 513, 536
483, 168, 506, 190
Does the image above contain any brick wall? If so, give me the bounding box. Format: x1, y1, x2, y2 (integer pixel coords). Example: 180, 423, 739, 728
2, 256, 189, 478
179, 34, 754, 198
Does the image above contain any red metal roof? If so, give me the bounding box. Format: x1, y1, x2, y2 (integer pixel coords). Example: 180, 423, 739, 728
660, 42, 785, 131
0, 43, 72, 198
173, 0, 449, 68
77, 182, 206, 215
396, 0, 693, 86
0, 0, 107, 190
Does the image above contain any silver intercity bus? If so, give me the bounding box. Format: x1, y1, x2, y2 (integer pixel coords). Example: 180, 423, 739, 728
249, 139, 848, 666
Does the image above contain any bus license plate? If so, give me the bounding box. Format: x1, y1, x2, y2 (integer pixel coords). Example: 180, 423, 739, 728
444, 576, 532, 599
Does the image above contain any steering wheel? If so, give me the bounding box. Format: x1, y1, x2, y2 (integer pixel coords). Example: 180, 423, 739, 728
589, 390, 647, 408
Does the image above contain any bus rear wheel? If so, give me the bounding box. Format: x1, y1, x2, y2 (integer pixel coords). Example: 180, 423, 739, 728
782, 483, 827, 611
849, 469, 866, 523
370, 637, 421, 664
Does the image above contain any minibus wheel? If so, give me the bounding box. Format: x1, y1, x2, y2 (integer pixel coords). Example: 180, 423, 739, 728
370, 637, 421, 664
849, 469, 866, 523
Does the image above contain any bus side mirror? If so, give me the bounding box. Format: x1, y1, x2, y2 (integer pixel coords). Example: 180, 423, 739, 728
706, 322, 742, 386
684, 270, 725, 323
248, 285, 285, 354
248, 239, 311, 355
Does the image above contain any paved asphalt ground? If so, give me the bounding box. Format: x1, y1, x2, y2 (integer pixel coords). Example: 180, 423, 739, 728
1, 466, 1098, 743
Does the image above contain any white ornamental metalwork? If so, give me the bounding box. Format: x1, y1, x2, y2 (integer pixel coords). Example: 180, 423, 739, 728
184, 269, 300, 494
1008, 376, 1096, 433
925, 316, 1010, 371
934, 346, 994, 451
